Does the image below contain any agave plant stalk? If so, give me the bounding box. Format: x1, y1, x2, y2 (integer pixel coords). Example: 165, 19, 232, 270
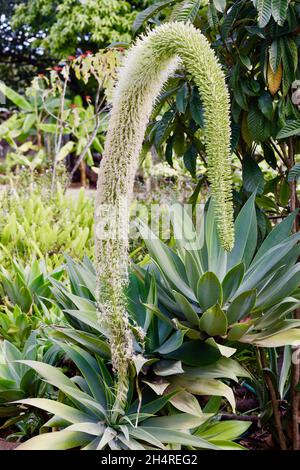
94, 22, 234, 414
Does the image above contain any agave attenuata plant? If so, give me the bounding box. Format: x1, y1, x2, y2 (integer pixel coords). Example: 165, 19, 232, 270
48, 256, 249, 412
14, 345, 234, 450
135, 195, 300, 349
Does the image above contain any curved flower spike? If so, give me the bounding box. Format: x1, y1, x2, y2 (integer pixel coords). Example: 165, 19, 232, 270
94, 22, 234, 413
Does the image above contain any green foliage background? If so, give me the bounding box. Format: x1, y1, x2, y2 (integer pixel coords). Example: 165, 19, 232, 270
12, 0, 154, 57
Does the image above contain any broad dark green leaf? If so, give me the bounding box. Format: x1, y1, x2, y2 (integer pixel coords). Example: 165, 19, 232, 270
231, 123, 240, 152
288, 163, 300, 182
279, 179, 290, 206
183, 143, 197, 177
176, 0, 202, 22
262, 143, 277, 169
271, 0, 289, 26
277, 120, 300, 139
269, 40, 282, 72
242, 155, 264, 195
155, 330, 184, 354
280, 37, 298, 95
258, 92, 274, 120
165, 135, 174, 167
154, 109, 175, 148
257, 0, 272, 27
176, 83, 189, 113
190, 88, 204, 128
247, 107, 268, 142
166, 340, 221, 366
220, 1, 241, 39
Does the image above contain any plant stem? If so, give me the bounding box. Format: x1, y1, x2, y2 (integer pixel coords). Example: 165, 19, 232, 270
260, 348, 287, 450
63, 118, 101, 193
292, 341, 300, 450
287, 138, 300, 450
51, 70, 68, 196
63, 81, 104, 193
220, 413, 259, 423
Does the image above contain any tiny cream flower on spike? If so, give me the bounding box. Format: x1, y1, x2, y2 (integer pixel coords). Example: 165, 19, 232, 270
94, 22, 234, 414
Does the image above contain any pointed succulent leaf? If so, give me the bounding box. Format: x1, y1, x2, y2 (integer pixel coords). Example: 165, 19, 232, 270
204, 200, 227, 278
222, 262, 245, 304
16, 360, 106, 418
252, 211, 297, 263
63, 309, 104, 334
13, 398, 93, 424
200, 305, 228, 337
139, 222, 195, 301
227, 322, 253, 341
139, 391, 178, 415
143, 413, 212, 430
197, 420, 251, 440
197, 272, 222, 311
226, 289, 257, 324
139, 426, 219, 449
142, 379, 170, 396
59, 344, 107, 408
165, 340, 221, 366
16, 430, 92, 450
209, 340, 236, 358
183, 357, 250, 381
128, 427, 165, 449
255, 263, 300, 309
170, 203, 203, 256
251, 319, 300, 340
210, 440, 246, 449
169, 389, 204, 417
153, 360, 184, 376
246, 329, 300, 347
53, 327, 110, 358
171, 375, 236, 411
227, 193, 257, 270
239, 232, 300, 293
255, 297, 300, 329
173, 290, 199, 326
155, 330, 185, 355
184, 250, 202, 294
278, 346, 292, 399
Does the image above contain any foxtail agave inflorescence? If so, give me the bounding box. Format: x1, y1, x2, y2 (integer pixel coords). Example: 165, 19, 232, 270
95, 22, 234, 412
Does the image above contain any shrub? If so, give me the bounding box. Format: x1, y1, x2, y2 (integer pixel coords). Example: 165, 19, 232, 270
0, 186, 94, 270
